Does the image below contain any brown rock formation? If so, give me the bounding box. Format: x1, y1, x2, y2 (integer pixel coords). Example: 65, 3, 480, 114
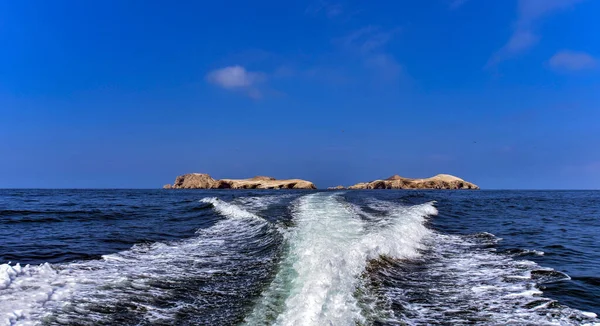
249, 176, 276, 181
348, 174, 479, 190
327, 185, 346, 190
165, 173, 317, 190
172, 173, 218, 189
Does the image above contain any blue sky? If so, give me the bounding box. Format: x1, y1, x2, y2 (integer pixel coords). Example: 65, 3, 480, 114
1, 0, 599, 189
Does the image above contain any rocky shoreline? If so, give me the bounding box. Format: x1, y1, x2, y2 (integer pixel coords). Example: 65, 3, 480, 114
163, 173, 317, 189
164, 173, 478, 190
345, 174, 479, 190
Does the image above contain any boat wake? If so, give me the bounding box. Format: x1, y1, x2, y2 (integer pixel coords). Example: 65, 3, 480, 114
244, 193, 436, 325
1, 193, 598, 326
0, 197, 283, 326
365, 231, 599, 325
244, 193, 599, 326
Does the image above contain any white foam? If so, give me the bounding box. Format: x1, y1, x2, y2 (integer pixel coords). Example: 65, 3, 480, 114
0, 198, 275, 325
244, 194, 436, 326
232, 194, 297, 214
0, 262, 64, 326
360, 202, 436, 260
0, 263, 19, 290
505, 289, 544, 297
200, 197, 262, 219
369, 231, 599, 325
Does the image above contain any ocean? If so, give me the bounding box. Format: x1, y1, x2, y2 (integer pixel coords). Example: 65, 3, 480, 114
0, 189, 599, 325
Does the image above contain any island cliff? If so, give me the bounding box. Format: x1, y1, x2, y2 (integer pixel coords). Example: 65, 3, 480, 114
347, 174, 479, 190
164, 173, 317, 189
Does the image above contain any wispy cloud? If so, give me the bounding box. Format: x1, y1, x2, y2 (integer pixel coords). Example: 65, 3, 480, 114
305, 1, 343, 18
339, 26, 399, 54
337, 26, 404, 80
488, 0, 584, 67
548, 50, 597, 72
518, 0, 582, 23
208, 16, 404, 96
364, 53, 403, 80
206, 65, 266, 99
498, 30, 539, 56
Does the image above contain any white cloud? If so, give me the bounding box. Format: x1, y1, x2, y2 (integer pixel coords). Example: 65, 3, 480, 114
549, 50, 597, 71
488, 0, 583, 66
206, 66, 266, 98
206, 66, 264, 89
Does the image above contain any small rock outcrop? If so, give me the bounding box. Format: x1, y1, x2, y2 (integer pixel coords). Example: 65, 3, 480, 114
172, 173, 218, 189
348, 174, 479, 190
327, 185, 346, 190
165, 173, 317, 190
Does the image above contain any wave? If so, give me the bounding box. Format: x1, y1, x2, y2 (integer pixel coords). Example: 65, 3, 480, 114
2, 193, 598, 325
574, 276, 600, 287
364, 231, 599, 325
244, 193, 437, 326
0, 208, 135, 224
503, 248, 546, 257
200, 197, 263, 220
244, 195, 599, 325
231, 194, 298, 214
0, 198, 281, 326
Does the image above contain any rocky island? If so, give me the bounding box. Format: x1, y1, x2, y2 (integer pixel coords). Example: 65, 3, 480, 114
346, 174, 479, 190
163, 173, 317, 189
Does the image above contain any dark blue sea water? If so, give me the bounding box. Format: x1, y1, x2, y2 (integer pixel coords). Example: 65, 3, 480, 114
1, 189, 599, 325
